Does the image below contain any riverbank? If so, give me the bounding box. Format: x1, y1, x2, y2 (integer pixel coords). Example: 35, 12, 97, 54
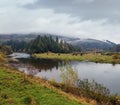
0, 62, 88, 105
1, 53, 120, 105
33, 53, 120, 64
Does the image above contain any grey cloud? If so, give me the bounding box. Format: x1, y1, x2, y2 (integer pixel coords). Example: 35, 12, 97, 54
1, 0, 120, 43
22, 0, 120, 23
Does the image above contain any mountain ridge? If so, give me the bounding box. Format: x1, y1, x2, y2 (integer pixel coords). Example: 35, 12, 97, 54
0, 33, 116, 52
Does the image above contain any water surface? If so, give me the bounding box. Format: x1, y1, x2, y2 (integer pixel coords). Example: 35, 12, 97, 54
10, 53, 120, 94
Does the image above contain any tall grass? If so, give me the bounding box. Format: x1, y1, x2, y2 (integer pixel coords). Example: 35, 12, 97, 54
34, 52, 120, 64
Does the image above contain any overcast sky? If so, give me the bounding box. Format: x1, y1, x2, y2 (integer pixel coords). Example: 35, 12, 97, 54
0, 0, 120, 43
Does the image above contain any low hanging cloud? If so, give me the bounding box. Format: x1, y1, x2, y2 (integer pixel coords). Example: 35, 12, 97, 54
0, 0, 120, 43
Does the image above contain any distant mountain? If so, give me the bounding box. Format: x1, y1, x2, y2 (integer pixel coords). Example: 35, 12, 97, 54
0, 33, 60, 42
52, 36, 116, 51
0, 34, 37, 42
0, 33, 116, 52
63, 38, 116, 51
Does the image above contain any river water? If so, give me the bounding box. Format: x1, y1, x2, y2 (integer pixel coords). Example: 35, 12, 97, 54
10, 53, 120, 94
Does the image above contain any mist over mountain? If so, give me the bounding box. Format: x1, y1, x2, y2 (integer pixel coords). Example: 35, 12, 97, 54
0, 33, 117, 52
65, 38, 116, 51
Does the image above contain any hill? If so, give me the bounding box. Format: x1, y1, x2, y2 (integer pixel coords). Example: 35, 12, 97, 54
65, 38, 116, 52
0, 33, 117, 52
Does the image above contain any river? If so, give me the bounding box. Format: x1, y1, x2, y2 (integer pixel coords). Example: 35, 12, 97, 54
10, 52, 120, 94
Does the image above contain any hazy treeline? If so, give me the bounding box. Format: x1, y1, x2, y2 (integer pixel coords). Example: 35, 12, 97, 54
4, 35, 79, 53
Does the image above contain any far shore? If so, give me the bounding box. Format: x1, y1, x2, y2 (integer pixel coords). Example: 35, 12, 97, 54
33, 52, 120, 64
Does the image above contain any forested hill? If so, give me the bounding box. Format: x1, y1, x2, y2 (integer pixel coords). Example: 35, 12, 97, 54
0, 33, 118, 52
4, 35, 79, 53
27, 35, 78, 53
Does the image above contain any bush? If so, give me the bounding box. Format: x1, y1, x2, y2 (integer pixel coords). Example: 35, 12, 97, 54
51, 80, 111, 104
60, 65, 78, 87
50, 77, 120, 104
77, 79, 110, 96
112, 54, 120, 59
0, 54, 5, 61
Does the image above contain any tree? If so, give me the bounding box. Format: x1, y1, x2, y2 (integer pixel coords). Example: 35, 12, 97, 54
3, 35, 80, 53
27, 35, 77, 53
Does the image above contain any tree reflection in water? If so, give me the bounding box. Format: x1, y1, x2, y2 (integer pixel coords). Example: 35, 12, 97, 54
18, 58, 68, 72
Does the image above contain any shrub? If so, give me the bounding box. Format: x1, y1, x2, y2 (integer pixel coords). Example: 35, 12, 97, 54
0, 54, 5, 61
77, 79, 110, 96
112, 54, 120, 59
60, 65, 78, 87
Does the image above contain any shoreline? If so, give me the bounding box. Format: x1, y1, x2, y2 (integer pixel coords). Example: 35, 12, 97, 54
33, 53, 120, 64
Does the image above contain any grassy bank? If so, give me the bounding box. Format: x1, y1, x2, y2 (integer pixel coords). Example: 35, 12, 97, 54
1, 53, 120, 105
0, 63, 87, 105
33, 53, 120, 64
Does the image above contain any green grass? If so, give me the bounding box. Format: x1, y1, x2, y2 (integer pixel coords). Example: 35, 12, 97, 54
33, 53, 120, 64
0, 65, 85, 105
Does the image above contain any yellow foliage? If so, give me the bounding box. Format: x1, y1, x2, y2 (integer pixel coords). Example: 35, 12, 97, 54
0, 53, 5, 61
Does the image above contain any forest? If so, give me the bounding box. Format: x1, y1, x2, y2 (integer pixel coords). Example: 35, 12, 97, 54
4, 35, 79, 53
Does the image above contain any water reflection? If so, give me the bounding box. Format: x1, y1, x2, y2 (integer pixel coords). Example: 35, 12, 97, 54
18, 58, 67, 71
